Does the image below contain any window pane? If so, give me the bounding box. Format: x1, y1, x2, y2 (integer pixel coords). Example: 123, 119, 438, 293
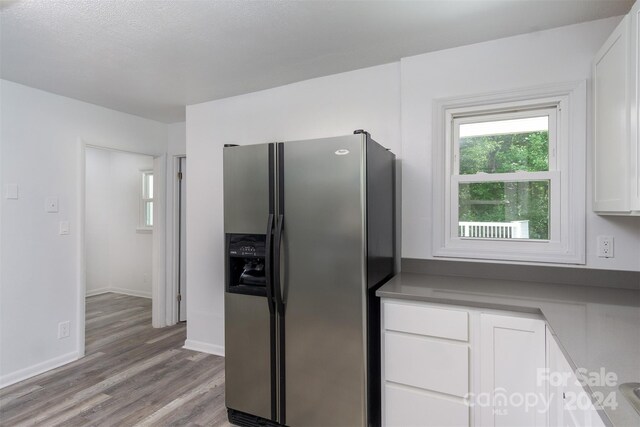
143, 173, 154, 199
458, 181, 549, 240
145, 201, 153, 227
459, 116, 549, 174
148, 174, 153, 199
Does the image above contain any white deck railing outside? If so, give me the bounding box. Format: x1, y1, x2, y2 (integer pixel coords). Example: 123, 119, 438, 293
458, 220, 529, 239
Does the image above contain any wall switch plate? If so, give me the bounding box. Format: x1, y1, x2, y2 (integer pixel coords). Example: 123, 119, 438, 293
59, 221, 70, 235
58, 321, 70, 339
597, 236, 614, 258
5, 184, 18, 199
45, 197, 59, 213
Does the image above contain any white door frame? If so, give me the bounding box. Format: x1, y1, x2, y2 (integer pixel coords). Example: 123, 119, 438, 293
76, 139, 168, 358
152, 153, 167, 328
166, 154, 186, 325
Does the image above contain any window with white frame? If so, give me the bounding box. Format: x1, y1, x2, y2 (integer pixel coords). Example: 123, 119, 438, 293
433, 83, 586, 264
140, 170, 154, 229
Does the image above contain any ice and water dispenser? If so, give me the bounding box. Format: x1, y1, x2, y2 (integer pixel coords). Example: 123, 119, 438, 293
226, 234, 268, 296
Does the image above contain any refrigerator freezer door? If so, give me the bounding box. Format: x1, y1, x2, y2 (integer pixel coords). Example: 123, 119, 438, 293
224, 143, 272, 234
281, 135, 367, 427
225, 293, 272, 420
223, 143, 275, 421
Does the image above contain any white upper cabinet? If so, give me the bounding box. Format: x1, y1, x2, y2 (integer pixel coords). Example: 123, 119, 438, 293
593, 2, 640, 215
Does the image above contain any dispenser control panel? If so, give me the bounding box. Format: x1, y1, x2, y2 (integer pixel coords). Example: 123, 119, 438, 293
228, 234, 265, 258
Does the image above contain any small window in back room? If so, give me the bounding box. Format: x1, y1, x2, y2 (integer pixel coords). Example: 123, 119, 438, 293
141, 170, 153, 229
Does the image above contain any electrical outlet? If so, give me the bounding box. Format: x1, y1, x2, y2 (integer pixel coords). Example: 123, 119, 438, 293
58, 321, 70, 339
597, 236, 614, 258
45, 197, 59, 213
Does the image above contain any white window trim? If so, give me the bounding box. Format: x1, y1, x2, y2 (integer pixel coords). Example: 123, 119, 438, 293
432, 82, 586, 265
138, 169, 153, 233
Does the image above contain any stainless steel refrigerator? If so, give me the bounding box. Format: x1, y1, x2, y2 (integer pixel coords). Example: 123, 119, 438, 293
223, 131, 396, 427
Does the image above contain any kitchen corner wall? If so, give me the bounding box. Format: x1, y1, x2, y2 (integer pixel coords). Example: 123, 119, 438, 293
185, 63, 401, 354
186, 16, 640, 356
401, 15, 640, 271
0, 80, 168, 387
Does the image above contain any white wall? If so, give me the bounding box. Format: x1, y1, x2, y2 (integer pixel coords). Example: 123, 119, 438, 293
85, 148, 111, 294
0, 80, 167, 386
109, 151, 154, 296
185, 63, 401, 354
168, 122, 186, 156
401, 16, 640, 271
185, 17, 640, 355
85, 148, 154, 298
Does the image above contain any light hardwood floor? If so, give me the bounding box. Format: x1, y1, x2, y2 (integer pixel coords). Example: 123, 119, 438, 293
0, 293, 230, 427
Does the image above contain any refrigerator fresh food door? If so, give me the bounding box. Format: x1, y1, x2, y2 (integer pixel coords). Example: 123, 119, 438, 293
280, 135, 367, 426
223, 143, 275, 421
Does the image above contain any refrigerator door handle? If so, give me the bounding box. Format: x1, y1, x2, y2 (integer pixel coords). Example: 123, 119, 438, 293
264, 214, 275, 314
274, 214, 285, 315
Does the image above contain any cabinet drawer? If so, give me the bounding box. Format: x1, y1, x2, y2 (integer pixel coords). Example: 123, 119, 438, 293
383, 300, 468, 341
385, 383, 469, 427
384, 332, 469, 397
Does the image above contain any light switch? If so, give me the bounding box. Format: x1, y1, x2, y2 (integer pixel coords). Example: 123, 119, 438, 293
59, 221, 70, 235
46, 197, 59, 213
5, 184, 18, 199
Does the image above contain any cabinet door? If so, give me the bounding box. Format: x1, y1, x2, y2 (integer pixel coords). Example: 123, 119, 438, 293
479, 314, 547, 427
593, 16, 631, 212
546, 329, 607, 427
631, 0, 640, 211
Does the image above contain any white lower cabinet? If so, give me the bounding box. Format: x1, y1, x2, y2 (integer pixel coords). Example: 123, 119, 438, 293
381, 298, 606, 427
546, 329, 606, 427
479, 314, 547, 427
382, 299, 471, 427
385, 333, 469, 397
385, 383, 469, 427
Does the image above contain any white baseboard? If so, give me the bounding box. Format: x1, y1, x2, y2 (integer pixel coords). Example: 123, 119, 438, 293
0, 351, 79, 389
110, 287, 152, 299
183, 339, 225, 357
86, 287, 152, 299
86, 287, 110, 297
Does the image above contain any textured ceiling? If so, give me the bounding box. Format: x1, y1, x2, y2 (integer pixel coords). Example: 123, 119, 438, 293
0, 0, 634, 123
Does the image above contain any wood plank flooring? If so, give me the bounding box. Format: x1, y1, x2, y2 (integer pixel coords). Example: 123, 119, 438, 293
0, 293, 230, 427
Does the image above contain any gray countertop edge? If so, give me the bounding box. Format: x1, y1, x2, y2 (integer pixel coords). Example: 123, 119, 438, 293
377, 290, 543, 316
401, 258, 640, 290
376, 277, 640, 427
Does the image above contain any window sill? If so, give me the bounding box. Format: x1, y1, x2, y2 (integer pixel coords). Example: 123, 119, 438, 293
433, 243, 585, 265
136, 227, 153, 234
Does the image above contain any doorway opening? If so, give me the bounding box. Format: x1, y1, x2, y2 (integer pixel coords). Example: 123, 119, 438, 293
84, 146, 156, 352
